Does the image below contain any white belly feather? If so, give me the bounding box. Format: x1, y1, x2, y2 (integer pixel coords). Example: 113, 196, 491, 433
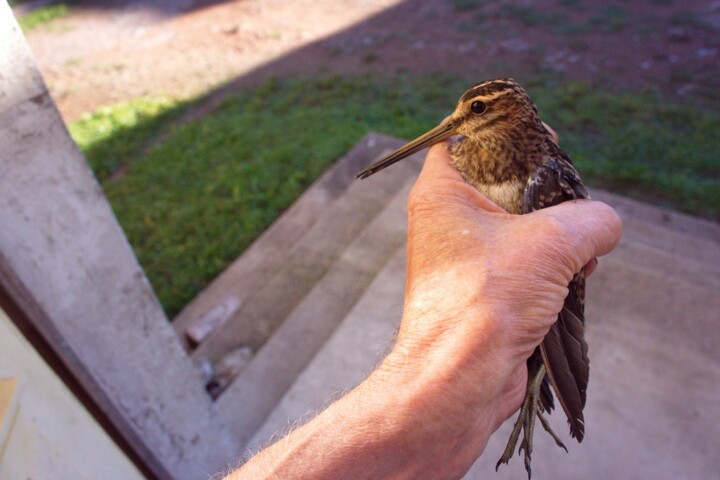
472, 180, 525, 214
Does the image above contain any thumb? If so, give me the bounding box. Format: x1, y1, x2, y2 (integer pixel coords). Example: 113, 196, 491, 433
536, 200, 623, 272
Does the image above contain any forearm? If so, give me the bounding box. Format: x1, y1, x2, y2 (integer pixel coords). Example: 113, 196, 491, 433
229, 309, 505, 480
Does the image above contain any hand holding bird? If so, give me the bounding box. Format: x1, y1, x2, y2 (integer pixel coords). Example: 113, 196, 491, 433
359, 79, 619, 477
229, 80, 622, 480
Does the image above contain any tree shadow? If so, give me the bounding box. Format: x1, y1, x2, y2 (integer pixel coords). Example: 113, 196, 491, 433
13, 0, 241, 18
63, 0, 720, 316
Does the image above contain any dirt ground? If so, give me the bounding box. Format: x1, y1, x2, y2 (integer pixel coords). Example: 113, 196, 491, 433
17, 0, 720, 122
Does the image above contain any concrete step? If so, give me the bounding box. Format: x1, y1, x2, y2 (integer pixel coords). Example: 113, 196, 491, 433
173, 132, 405, 349
246, 246, 407, 450
246, 237, 720, 479
240, 137, 719, 478
589, 189, 720, 244
608, 237, 720, 293
467, 241, 720, 478
587, 250, 720, 362
468, 300, 720, 479
590, 189, 720, 269
215, 175, 416, 445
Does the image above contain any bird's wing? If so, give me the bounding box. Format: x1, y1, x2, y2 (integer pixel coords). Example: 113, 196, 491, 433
522, 154, 588, 212
522, 153, 589, 442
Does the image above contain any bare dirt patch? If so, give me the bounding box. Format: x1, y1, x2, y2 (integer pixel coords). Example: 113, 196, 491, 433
17, 0, 720, 122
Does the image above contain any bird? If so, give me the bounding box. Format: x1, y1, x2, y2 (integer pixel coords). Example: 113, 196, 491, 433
356, 78, 589, 479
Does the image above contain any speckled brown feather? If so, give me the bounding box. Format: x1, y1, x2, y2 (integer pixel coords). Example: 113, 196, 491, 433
522, 154, 589, 441
519, 129, 589, 441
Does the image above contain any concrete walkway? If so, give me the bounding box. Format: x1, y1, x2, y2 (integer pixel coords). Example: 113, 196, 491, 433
178, 134, 720, 479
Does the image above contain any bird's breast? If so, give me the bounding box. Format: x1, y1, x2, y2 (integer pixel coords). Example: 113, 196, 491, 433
449, 137, 532, 214
471, 179, 525, 214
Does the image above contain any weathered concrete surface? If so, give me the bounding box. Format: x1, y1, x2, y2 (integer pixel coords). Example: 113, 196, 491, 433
217, 169, 415, 445
591, 189, 720, 266
0, 5, 240, 478
467, 229, 720, 479
247, 247, 406, 450
244, 137, 720, 479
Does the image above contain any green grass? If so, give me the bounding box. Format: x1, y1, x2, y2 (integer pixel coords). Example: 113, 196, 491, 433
668, 11, 712, 29
452, 0, 480, 12
69, 75, 720, 317
16, 3, 69, 32
496, 5, 567, 26
69, 97, 186, 180
525, 80, 719, 217
485, 4, 629, 36
586, 5, 628, 32
70, 75, 469, 316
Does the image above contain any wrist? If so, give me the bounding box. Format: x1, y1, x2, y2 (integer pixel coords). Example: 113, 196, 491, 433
369, 305, 509, 473
358, 364, 491, 478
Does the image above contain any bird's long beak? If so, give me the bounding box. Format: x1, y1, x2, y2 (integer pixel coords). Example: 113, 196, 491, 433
356, 119, 456, 179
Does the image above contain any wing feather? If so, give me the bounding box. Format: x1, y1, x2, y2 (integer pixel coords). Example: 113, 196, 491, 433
522, 148, 590, 441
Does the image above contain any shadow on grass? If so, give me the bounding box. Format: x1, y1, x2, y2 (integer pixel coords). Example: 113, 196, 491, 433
12, 0, 238, 16
12, 0, 242, 31
64, 0, 720, 318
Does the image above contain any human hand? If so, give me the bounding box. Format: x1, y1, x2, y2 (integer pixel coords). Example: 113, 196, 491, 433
228, 142, 621, 480
376, 143, 622, 472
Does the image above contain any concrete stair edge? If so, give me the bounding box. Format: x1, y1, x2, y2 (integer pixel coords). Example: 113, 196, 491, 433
245, 247, 408, 450
173, 132, 405, 348
215, 177, 417, 445
609, 236, 720, 291
588, 188, 720, 243
611, 214, 719, 269
189, 142, 420, 366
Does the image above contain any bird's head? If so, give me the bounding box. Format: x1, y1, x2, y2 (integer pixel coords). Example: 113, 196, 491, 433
449, 78, 540, 140
356, 78, 543, 179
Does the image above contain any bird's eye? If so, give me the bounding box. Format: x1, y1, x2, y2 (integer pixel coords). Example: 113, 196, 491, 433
471, 101, 486, 114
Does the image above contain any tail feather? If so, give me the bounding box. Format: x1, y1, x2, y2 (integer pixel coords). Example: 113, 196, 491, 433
539, 272, 589, 441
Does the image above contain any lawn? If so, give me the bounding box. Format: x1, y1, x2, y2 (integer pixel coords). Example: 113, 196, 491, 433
11, 1, 70, 31
68, 75, 720, 317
